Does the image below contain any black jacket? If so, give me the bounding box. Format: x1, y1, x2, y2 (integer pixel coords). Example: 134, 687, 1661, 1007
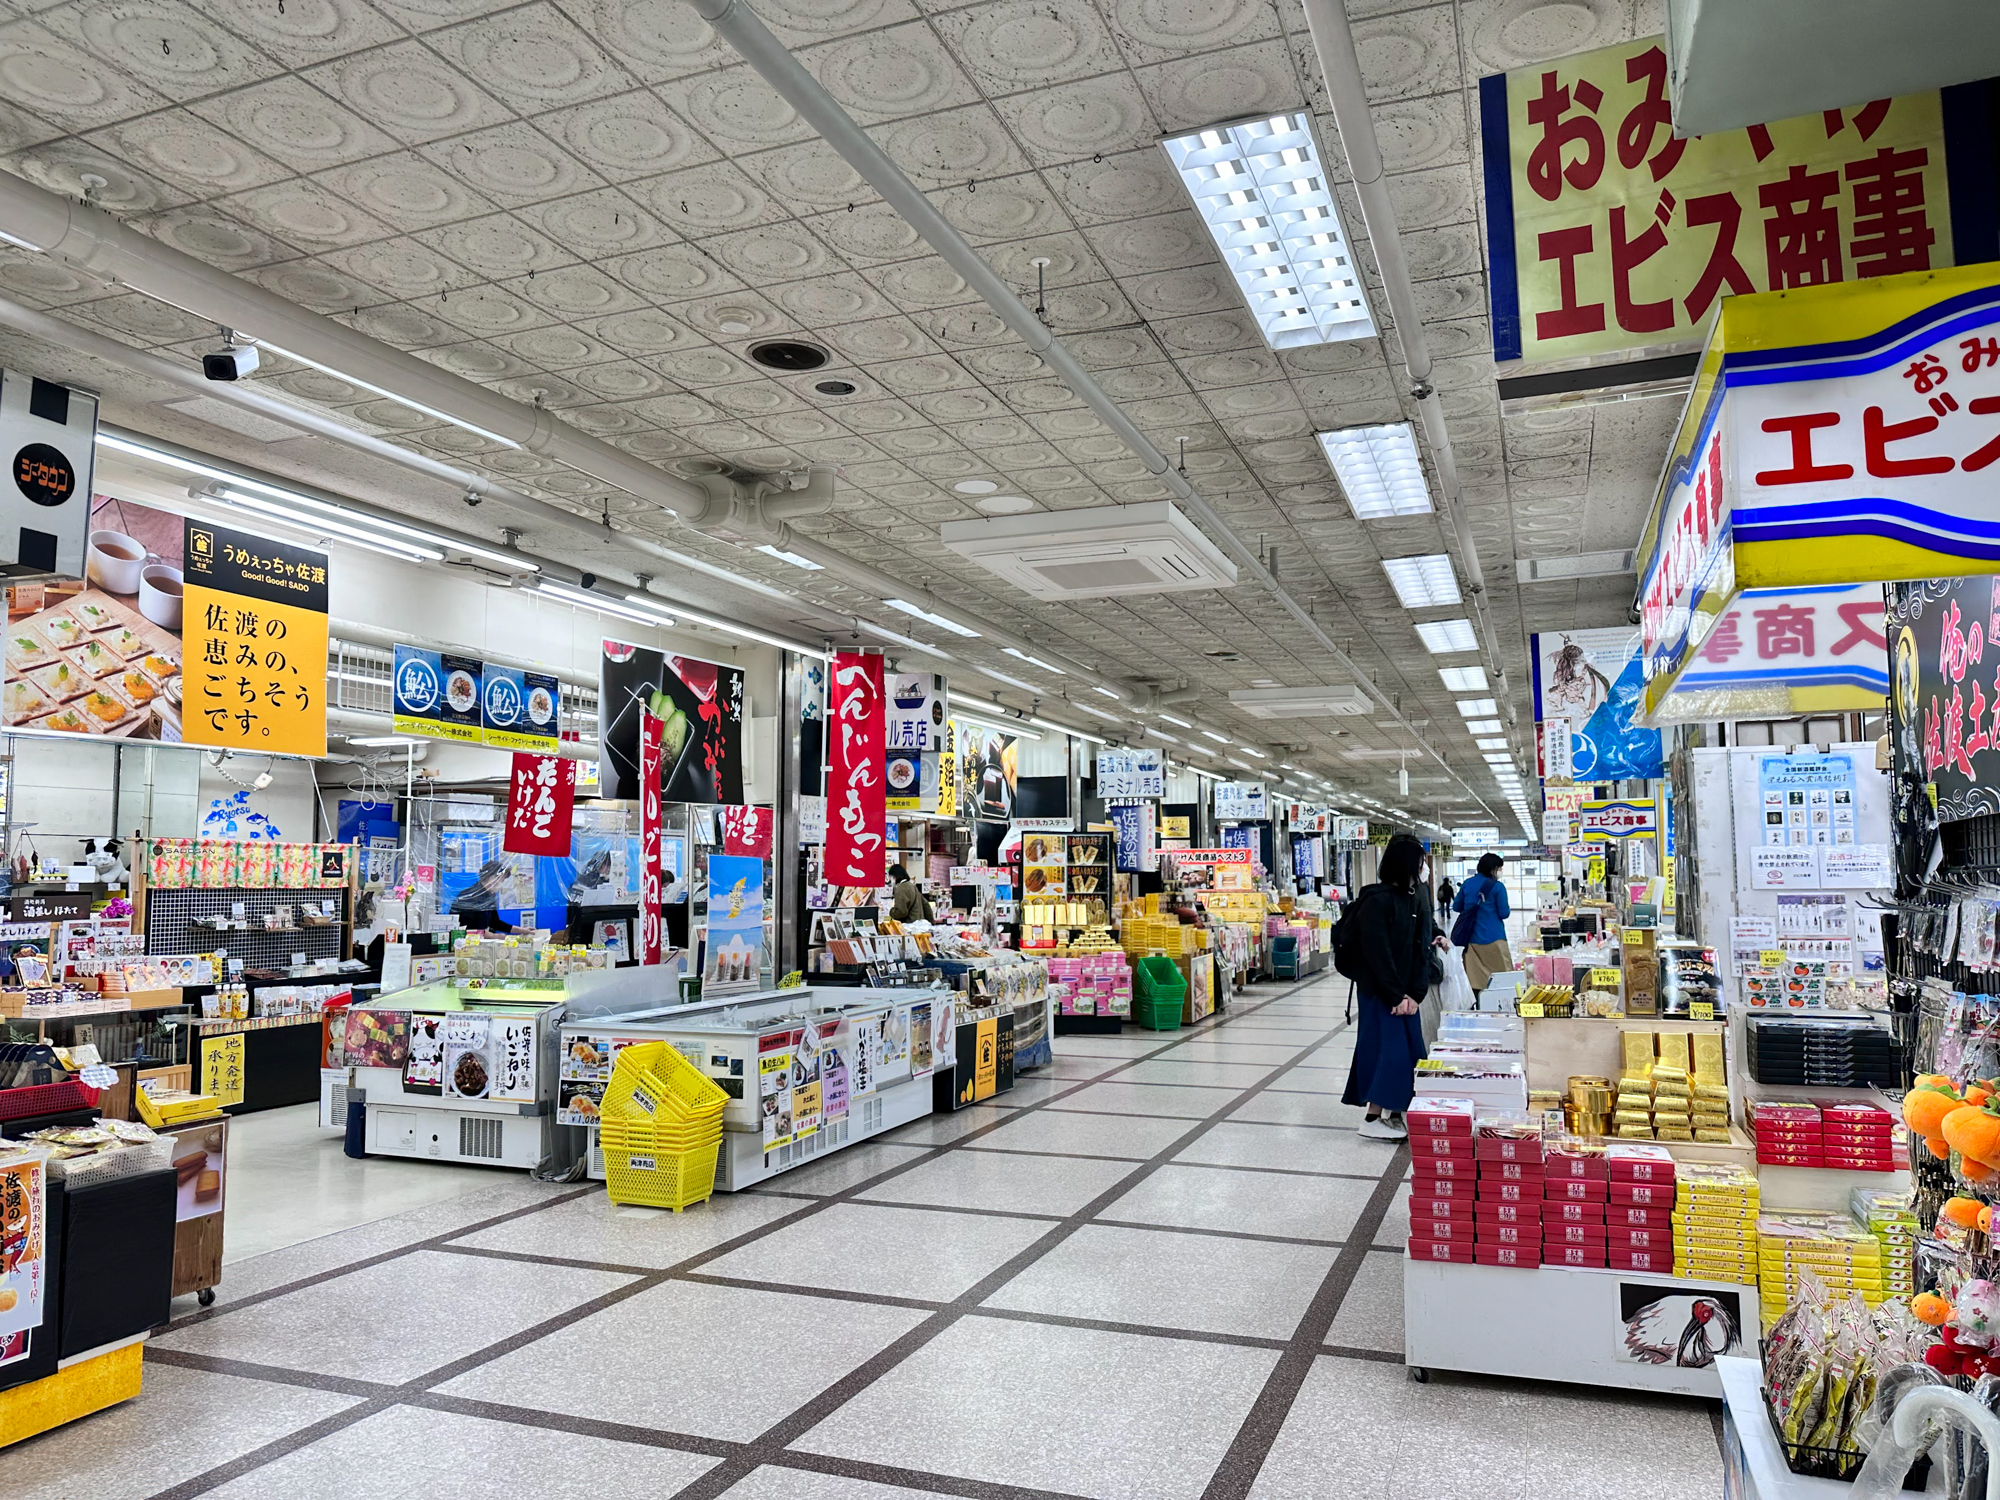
1345, 882, 1439, 1002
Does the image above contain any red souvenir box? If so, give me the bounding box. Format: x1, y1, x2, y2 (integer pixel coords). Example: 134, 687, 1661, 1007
1816, 1100, 1893, 1127
1410, 1155, 1474, 1182
1822, 1151, 1900, 1173
1545, 1243, 1609, 1268
1408, 1174, 1475, 1201
1609, 1180, 1676, 1208
1545, 1220, 1609, 1246
1548, 1199, 1609, 1225
1475, 1132, 1545, 1164
1545, 1177, 1610, 1202
1754, 1127, 1826, 1150
1480, 1158, 1545, 1185
1757, 1152, 1827, 1168
1476, 1199, 1542, 1226
1475, 1243, 1543, 1268
1409, 1132, 1475, 1160
1477, 1220, 1539, 1247
1407, 1098, 1477, 1136
1479, 1179, 1541, 1204
1754, 1101, 1821, 1129
1607, 1203, 1673, 1229
1605, 1143, 1677, 1184
1409, 1193, 1475, 1221
1546, 1150, 1610, 1181
1606, 1224, 1671, 1252
1408, 1236, 1476, 1264
1412, 1215, 1475, 1241
1609, 1246, 1675, 1274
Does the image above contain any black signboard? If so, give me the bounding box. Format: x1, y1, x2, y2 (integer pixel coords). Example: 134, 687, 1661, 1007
1888, 576, 2000, 821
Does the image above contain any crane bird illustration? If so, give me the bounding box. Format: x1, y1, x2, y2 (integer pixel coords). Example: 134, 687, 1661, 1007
1624, 1293, 1741, 1367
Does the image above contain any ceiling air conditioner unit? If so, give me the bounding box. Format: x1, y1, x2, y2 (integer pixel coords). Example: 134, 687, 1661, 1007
937, 502, 1237, 602
1228, 685, 1371, 719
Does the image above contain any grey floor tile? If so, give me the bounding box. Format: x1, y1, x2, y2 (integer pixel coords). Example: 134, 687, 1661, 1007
1043, 1055, 1122, 1079
720, 1469, 943, 1500
1175, 1121, 1403, 1177
983, 1223, 1338, 1340
860, 1148, 1139, 1216
1265, 1067, 1352, 1096
993, 1074, 1075, 1105
1229, 1093, 1371, 1130
447, 1186, 807, 1268
1031, 1080, 1236, 1120
796, 1315, 1281, 1500
1200, 1026, 1339, 1044
700, 1201, 1051, 1302
434, 1279, 927, 1441
966, 1107, 1195, 1160
1054, 1036, 1178, 1057
1158, 1041, 1308, 1065
1246, 1356, 1722, 1500
1325, 1250, 1406, 1354
1374, 1182, 1413, 1249
1119, 1059, 1274, 1088
750, 1142, 935, 1198
156, 1248, 636, 1384
203, 1403, 718, 1498
7, 1362, 358, 1500
1102, 1163, 1377, 1242
880, 1108, 1005, 1146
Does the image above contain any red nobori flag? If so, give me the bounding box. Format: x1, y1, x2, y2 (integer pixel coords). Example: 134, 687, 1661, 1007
639, 711, 663, 965
723, 804, 773, 860
826, 652, 886, 887
502, 752, 575, 857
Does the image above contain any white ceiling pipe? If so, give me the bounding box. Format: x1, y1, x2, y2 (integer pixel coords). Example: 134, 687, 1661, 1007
684, 0, 1496, 820
1297, 0, 1515, 727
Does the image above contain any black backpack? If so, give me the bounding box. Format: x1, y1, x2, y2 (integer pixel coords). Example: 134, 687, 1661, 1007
1332, 887, 1376, 982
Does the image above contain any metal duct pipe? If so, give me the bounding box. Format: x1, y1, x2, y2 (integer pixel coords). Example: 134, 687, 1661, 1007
759, 464, 836, 525
686, 0, 1496, 816
1297, 0, 1514, 725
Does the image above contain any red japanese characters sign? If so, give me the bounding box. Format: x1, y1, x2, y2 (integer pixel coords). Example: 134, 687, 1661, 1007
501, 752, 575, 857
1482, 36, 1964, 367
639, 710, 662, 966
825, 652, 886, 889
722, 805, 772, 861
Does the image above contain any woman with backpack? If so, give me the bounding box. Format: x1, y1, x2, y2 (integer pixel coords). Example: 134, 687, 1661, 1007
1340, 835, 1447, 1141
1452, 851, 1513, 993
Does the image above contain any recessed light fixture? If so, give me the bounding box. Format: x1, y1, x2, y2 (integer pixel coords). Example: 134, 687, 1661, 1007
1484, 753, 1514, 766
1415, 619, 1479, 654
1382, 554, 1460, 608
954, 479, 999, 495
975, 494, 1035, 516
1465, 718, 1504, 734
883, 598, 981, 638
1439, 666, 1489, 692
1002, 646, 1065, 675
756, 544, 823, 570
1457, 698, 1499, 717
1318, 422, 1432, 518
1161, 113, 1374, 348
1475, 737, 1509, 750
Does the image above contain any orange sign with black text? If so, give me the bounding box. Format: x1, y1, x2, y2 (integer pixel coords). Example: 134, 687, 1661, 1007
183, 521, 328, 759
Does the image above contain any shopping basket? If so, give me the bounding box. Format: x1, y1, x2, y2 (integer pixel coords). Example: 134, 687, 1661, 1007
597, 1041, 730, 1210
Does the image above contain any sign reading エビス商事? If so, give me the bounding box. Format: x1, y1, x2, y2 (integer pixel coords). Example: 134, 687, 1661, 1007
1635, 261, 2000, 719
1478, 35, 1991, 369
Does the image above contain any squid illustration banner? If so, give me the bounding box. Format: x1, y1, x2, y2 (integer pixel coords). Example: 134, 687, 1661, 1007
1532, 627, 1665, 784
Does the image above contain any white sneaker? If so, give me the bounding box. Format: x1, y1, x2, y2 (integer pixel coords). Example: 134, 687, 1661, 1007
1359, 1116, 1407, 1141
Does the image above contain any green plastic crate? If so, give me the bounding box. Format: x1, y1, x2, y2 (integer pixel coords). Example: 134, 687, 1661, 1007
1134, 955, 1187, 1001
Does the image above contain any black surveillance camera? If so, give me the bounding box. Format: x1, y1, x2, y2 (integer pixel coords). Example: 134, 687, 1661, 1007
578, 572, 597, 590
201, 344, 259, 381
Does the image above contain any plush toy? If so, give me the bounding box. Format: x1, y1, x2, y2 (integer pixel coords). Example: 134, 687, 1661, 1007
1925, 1282, 2000, 1378
1946, 1098, 2000, 1172
1906, 1080, 1967, 1161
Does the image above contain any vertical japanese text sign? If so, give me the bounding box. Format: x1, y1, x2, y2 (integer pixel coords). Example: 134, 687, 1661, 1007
826, 651, 886, 889
1480, 36, 1963, 367
185, 520, 328, 758
639, 711, 662, 966
503, 752, 575, 858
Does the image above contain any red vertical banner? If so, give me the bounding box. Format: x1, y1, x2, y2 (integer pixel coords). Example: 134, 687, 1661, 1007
723, 805, 772, 860
639, 709, 663, 965
502, 752, 576, 857
826, 651, 886, 887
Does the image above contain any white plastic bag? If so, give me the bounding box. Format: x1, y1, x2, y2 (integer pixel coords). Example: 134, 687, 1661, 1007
1436, 945, 1476, 1013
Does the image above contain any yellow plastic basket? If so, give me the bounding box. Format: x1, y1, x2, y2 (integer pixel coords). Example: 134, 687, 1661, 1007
599, 1041, 728, 1125
598, 1115, 724, 1153
601, 1135, 724, 1210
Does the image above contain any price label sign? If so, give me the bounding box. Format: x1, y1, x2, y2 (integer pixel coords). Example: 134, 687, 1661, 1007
1689, 1001, 1716, 1021
1588, 967, 1622, 989
1517, 1002, 1545, 1018
1760, 949, 1788, 967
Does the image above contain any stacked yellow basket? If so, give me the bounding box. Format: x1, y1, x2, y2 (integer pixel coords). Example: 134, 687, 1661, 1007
597, 1041, 729, 1211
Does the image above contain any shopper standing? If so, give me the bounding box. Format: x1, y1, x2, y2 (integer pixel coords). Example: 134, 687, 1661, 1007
886, 864, 928, 924
1452, 852, 1514, 993
1341, 835, 1446, 1140
1435, 875, 1455, 927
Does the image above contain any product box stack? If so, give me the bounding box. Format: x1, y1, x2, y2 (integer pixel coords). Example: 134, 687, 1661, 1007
1544, 1136, 1609, 1267
1047, 954, 1131, 1017
1820, 1099, 1899, 1171
1406, 1097, 1477, 1264
1758, 1210, 1888, 1328
1474, 1112, 1544, 1267
1850, 1187, 1918, 1298
1605, 1143, 1677, 1274
1672, 1161, 1761, 1287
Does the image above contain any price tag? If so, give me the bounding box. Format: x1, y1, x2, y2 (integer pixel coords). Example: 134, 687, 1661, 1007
1588, 967, 1622, 988
1689, 1001, 1715, 1021
290, 950, 306, 968
1621, 929, 1648, 944
231, 901, 246, 918
1517, 1002, 1545, 1018
1760, 949, 1787, 967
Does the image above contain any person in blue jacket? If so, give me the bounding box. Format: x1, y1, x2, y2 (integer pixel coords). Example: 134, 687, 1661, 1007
1452, 851, 1513, 992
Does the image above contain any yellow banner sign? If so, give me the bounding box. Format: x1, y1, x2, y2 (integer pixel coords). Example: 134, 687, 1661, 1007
184, 521, 327, 758
200, 1031, 244, 1108
1483, 36, 1955, 367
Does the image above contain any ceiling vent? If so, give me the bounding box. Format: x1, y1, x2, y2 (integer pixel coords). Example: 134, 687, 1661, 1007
748, 340, 829, 372
1228, 685, 1371, 719
938, 502, 1238, 602
1516, 549, 1635, 583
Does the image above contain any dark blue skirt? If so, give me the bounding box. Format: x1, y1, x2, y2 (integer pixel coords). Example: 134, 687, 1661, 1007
1342, 988, 1427, 1112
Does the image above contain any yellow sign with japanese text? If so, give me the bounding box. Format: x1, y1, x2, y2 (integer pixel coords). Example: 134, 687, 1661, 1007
1483, 36, 1958, 367
199, 1031, 245, 1108
183, 521, 328, 758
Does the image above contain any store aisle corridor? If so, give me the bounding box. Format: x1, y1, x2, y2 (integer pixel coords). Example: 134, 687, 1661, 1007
3, 973, 1722, 1500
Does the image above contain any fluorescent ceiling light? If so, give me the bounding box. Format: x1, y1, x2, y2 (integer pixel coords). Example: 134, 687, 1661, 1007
1382, 553, 1460, 608
1237, 745, 1267, 758
252, 339, 521, 450
1416, 620, 1479, 655
1465, 719, 1504, 734
947, 700, 1044, 741
1162, 113, 1373, 348
1279, 762, 1296, 770
1026, 713, 1102, 744
1457, 698, 1498, 717
1318, 422, 1431, 518
212, 485, 533, 572
755, 544, 822, 571
1152, 731, 1181, 744
1074, 700, 1122, 722
1092, 684, 1121, 699
976, 666, 1046, 695
214, 490, 441, 562
1484, 754, 1514, 765
1201, 729, 1229, 743
539, 579, 673, 629
1184, 742, 1214, 756
1438, 666, 1489, 692
348, 735, 423, 747
619, 593, 829, 659
1227, 757, 1256, 771
1002, 646, 1065, 675
1158, 713, 1192, 728
883, 598, 980, 638
1475, 737, 1509, 751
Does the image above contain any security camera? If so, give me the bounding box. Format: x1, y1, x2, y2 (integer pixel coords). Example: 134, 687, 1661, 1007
578, 572, 598, 590
202, 344, 260, 381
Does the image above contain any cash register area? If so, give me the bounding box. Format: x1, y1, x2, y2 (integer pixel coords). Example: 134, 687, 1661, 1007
4, 971, 1717, 1500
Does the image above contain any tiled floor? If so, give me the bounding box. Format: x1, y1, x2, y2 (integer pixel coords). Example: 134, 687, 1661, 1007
1, 973, 1723, 1499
